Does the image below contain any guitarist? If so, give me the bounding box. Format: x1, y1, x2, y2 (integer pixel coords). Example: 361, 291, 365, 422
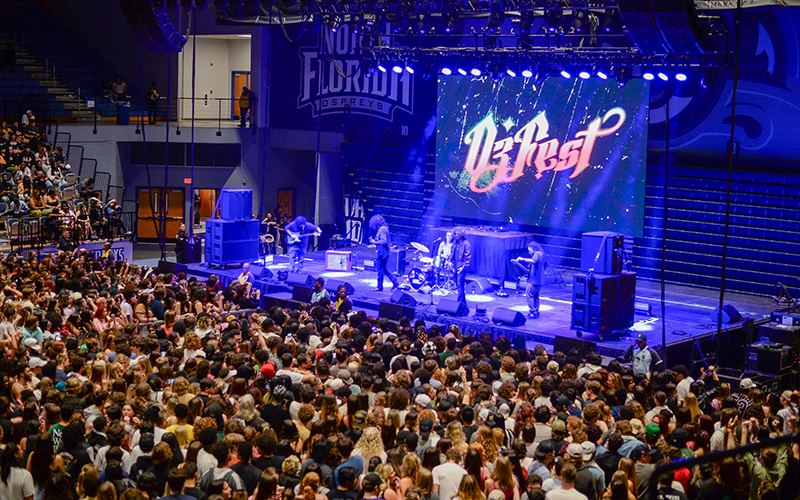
284, 215, 321, 273
514, 241, 546, 319
368, 214, 400, 292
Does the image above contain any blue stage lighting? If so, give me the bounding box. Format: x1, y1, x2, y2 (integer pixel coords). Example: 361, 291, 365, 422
405, 65, 414, 74
657, 72, 668, 81
675, 72, 687, 81
506, 68, 516, 77
521, 69, 533, 78
578, 70, 591, 79
441, 67, 452, 75
457, 68, 467, 75
596, 69, 608, 80
560, 69, 571, 78
642, 71, 654, 80
392, 65, 403, 74
470, 68, 482, 76
378, 63, 387, 73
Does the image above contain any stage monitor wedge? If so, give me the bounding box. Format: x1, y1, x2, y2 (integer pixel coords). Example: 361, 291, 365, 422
379, 302, 416, 322
712, 304, 743, 324
286, 272, 315, 287
325, 279, 355, 296
492, 308, 526, 327
390, 290, 417, 308
437, 298, 469, 317
292, 285, 314, 303
467, 277, 494, 295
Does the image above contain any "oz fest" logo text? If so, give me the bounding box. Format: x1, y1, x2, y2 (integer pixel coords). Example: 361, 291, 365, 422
463, 107, 627, 193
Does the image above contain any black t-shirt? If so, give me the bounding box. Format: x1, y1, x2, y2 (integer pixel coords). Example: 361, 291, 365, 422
184, 486, 208, 500
463, 424, 479, 443
252, 454, 285, 472
328, 489, 360, 500
656, 487, 689, 500
230, 462, 262, 495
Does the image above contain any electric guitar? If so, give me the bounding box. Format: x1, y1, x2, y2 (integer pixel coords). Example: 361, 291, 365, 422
286, 228, 322, 245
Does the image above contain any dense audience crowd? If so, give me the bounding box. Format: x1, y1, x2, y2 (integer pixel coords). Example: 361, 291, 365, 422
0, 118, 128, 243
0, 226, 796, 500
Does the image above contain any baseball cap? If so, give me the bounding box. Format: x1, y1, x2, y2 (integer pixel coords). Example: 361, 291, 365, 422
636, 333, 647, 342
55, 381, 66, 392
488, 491, 506, 500
630, 418, 644, 435
581, 441, 596, 461
669, 427, 689, 447
328, 378, 344, 391
566, 443, 584, 459
740, 378, 756, 390
534, 441, 554, 458
28, 357, 47, 369
782, 390, 794, 402
479, 408, 491, 423
418, 417, 434, 437
362, 473, 383, 490
415, 394, 432, 407
645, 424, 661, 437
260, 363, 276, 379
353, 410, 367, 428
23, 338, 40, 350
551, 419, 566, 433
630, 446, 657, 461
547, 360, 560, 373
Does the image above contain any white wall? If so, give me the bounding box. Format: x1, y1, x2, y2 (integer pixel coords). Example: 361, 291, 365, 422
179, 36, 252, 120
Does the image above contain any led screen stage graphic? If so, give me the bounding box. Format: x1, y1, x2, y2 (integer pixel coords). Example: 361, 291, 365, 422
435, 77, 650, 238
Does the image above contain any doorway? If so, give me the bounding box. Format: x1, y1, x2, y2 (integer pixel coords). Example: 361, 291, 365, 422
197, 189, 218, 219
232, 71, 251, 120
137, 188, 185, 240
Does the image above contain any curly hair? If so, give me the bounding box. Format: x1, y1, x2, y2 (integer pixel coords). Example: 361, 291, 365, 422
354, 426, 385, 462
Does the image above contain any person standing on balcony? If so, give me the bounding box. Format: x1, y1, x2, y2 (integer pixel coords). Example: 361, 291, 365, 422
239, 87, 254, 127
148, 82, 159, 125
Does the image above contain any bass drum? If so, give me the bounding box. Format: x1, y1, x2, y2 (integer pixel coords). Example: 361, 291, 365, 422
407, 267, 427, 291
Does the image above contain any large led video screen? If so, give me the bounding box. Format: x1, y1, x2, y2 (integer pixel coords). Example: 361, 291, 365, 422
435, 76, 649, 237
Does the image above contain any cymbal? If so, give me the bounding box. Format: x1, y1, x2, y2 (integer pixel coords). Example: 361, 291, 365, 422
410, 242, 430, 253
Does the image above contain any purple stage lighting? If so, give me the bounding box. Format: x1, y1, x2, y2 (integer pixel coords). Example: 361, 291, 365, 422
675, 72, 687, 81
506, 68, 516, 77
596, 69, 608, 80
657, 72, 668, 81
406, 65, 414, 74
470, 68, 482, 76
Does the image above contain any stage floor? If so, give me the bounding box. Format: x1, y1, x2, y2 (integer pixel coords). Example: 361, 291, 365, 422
179, 250, 777, 359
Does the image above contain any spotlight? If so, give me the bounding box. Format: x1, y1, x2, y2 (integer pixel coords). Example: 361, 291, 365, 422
506, 68, 517, 77
560, 69, 572, 78
700, 75, 708, 88
328, 16, 341, 33
657, 72, 668, 81
578, 69, 591, 79
441, 67, 452, 75
596, 69, 608, 80
675, 72, 687, 81
378, 63, 387, 73
405, 65, 414, 74
642, 71, 654, 81
521, 69, 533, 78
444, 14, 456, 33
457, 68, 467, 76
392, 65, 403, 74
470, 68, 481, 76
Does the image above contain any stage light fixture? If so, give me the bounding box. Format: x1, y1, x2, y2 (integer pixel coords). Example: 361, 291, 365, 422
560, 68, 572, 78
642, 71, 654, 81
457, 68, 467, 76
329, 16, 341, 33
596, 68, 608, 80
392, 65, 403, 74
444, 14, 456, 33
657, 72, 668, 81
544, 0, 563, 33
521, 69, 533, 78
405, 64, 415, 74
578, 69, 591, 79
506, 68, 516, 77
471, 68, 482, 76
441, 67, 453, 75
378, 63, 387, 73
675, 72, 688, 81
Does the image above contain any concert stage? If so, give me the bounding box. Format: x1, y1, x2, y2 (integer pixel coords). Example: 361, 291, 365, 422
181, 249, 777, 362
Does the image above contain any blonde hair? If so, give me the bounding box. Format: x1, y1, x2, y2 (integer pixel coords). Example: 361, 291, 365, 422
418, 469, 434, 495
401, 453, 421, 483
77, 464, 100, 498
97, 482, 117, 500
282, 455, 301, 475
477, 426, 499, 463
618, 458, 638, 496
455, 475, 485, 500
354, 426, 385, 462
446, 421, 466, 448
491, 456, 514, 491
684, 393, 702, 422
237, 394, 257, 422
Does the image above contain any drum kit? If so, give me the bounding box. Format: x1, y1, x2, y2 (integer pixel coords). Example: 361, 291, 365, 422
407, 242, 456, 294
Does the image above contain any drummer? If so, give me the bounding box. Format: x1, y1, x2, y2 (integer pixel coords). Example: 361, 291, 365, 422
436, 231, 453, 268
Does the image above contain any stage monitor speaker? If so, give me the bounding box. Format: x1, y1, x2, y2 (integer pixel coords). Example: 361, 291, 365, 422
157, 260, 176, 274
286, 272, 315, 287
492, 308, 526, 327
325, 279, 355, 296
553, 336, 597, 358
467, 277, 494, 295
121, 0, 187, 52
218, 189, 253, 221
379, 302, 416, 321
292, 285, 314, 303
437, 298, 469, 317
390, 289, 417, 308
711, 304, 743, 324
259, 267, 274, 280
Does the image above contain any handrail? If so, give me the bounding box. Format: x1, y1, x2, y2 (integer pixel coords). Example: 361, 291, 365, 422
647, 432, 800, 500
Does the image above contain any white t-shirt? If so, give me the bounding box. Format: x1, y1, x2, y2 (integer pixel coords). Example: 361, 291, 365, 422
0, 467, 35, 500
546, 488, 588, 500
432, 462, 467, 500
276, 369, 305, 385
